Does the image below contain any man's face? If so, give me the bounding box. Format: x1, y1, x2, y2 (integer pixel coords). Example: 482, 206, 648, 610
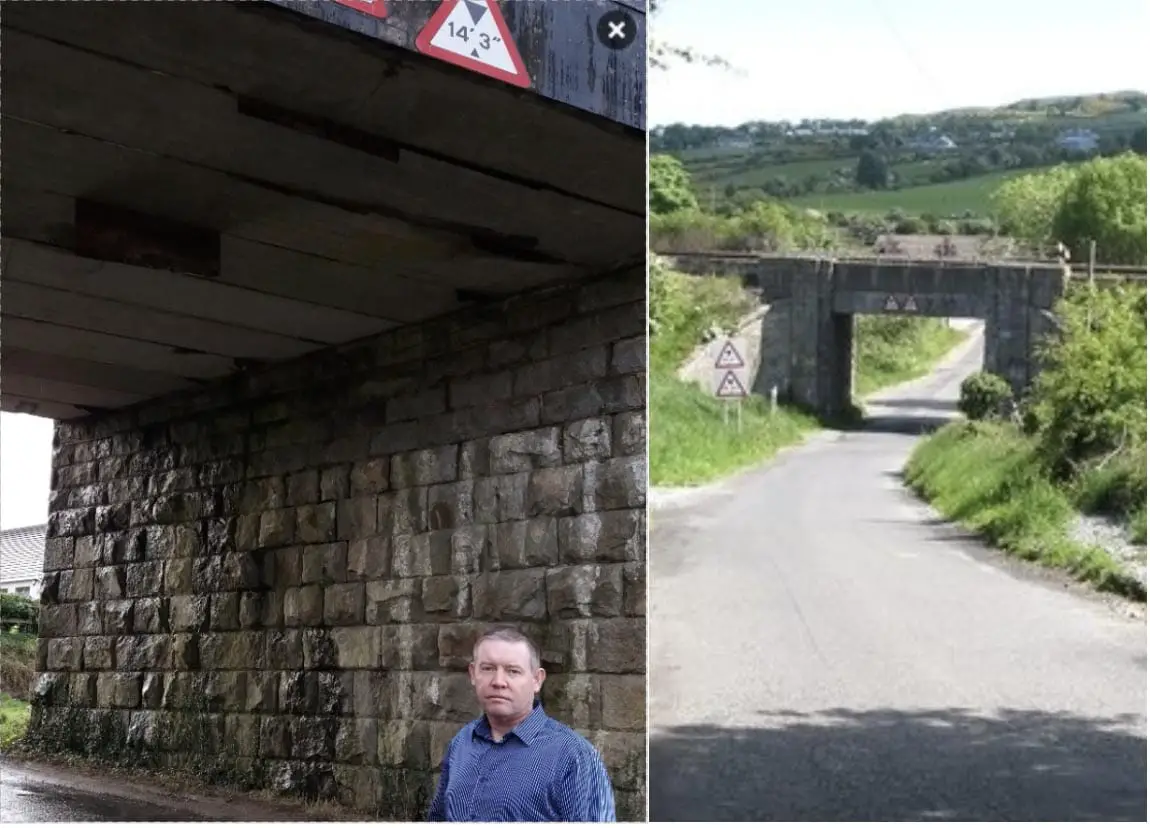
469, 639, 545, 722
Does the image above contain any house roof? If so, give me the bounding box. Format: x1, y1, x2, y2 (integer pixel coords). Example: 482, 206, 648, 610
0, 524, 46, 583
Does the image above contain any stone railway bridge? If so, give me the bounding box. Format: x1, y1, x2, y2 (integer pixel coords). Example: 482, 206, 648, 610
1, 1, 646, 818
663, 251, 1132, 417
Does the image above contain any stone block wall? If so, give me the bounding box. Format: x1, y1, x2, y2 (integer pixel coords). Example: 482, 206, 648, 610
28, 270, 648, 819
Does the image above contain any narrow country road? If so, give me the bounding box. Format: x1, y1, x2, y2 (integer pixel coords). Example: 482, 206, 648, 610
649, 329, 1147, 822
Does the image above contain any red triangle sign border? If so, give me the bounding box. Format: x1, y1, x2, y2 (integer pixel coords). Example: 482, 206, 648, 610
714, 340, 745, 370
415, 0, 531, 89
716, 370, 748, 398
332, 0, 389, 19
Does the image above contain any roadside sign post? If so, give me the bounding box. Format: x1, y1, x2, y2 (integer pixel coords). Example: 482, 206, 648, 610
712, 337, 751, 431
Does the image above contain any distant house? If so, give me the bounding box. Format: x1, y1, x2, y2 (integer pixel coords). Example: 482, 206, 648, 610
1056, 128, 1099, 153
715, 134, 754, 150
0, 524, 46, 598
905, 130, 958, 153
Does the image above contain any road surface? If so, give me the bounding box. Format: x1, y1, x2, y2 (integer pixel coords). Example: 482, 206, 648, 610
649, 329, 1147, 821
0, 758, 327, 822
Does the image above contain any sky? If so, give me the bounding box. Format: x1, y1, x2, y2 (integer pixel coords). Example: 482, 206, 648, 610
1, 413, 55, 530
650, 0, 1148, 126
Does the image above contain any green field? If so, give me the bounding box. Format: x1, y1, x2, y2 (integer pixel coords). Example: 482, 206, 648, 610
692, 156, 856, 190
787, 169, 1030, 216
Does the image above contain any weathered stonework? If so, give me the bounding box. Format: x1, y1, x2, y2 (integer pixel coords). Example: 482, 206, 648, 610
29, 272, 647, 820
668, 253, 1066, 417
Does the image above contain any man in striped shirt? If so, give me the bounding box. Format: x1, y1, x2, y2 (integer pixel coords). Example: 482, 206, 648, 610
428, 626, 616, 822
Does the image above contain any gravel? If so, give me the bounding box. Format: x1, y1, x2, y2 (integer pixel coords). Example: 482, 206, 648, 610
1070, 513, 1147, 589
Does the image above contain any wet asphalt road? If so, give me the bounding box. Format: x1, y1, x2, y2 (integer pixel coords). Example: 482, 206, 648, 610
1, 762, 202, 822
0, 759, 327, 822
649, 330, 1147, 821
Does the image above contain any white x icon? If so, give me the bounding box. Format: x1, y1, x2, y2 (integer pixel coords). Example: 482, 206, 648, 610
607, 20, 627, 39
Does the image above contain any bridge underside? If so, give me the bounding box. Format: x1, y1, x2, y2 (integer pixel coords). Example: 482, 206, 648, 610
1, 1, 644, 421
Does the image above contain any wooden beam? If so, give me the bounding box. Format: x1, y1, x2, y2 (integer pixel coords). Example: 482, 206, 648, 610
4, 238, 399, 343
0, 317, 235, 378
1, 348, 195, 398
1, 30, 640, 268
2, 281, 319, 360
0, 395, 89, 421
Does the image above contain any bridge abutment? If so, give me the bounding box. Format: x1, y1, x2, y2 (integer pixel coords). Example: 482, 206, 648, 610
29, 271, 647, 819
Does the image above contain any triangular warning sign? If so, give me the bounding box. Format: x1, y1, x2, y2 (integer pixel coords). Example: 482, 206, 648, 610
903, 295, 919, 312
332, 0, 388, 19
715, 370, 748, 398
714, 340, 745, 370
415, 0, 530, 89
883, 295, 899, 312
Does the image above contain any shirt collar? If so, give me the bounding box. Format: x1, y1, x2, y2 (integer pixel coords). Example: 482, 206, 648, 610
475, 699, 548, 746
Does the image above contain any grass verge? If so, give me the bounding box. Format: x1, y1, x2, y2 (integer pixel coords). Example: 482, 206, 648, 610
905, 420, 1145, 600
650, 372, 819, 486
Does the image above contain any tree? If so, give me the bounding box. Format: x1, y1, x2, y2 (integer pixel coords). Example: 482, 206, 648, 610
1132, 126, 1147, 156
649, 153, 699, 214
856, 150, 889, 189
1051, 153, 1147, 265
990, 164, 1078, 249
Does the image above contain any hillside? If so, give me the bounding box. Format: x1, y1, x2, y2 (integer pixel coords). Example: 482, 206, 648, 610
653, 90, 1147, 218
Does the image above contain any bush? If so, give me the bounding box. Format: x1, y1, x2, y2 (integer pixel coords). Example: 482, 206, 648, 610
0, 593, 38, 635
649, 201, 835, 254
959, 371, 1014, 421
1072, 447, 1147, 523
648, 258, 757, 374
894, 216, 927, 234
0, 633, 37, 702
1030, 283, 1147, 476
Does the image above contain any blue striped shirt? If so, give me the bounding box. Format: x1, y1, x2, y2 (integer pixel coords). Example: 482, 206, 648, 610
428, 701, 616, 822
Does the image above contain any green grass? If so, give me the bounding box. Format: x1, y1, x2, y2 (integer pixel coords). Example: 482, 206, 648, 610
0, 630, 35, 748
854, 318, 968, 395
788, 168, 1029, 216
0, 693, 30, 749
650, 373, 820, 486
905, 421, 1145, 599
